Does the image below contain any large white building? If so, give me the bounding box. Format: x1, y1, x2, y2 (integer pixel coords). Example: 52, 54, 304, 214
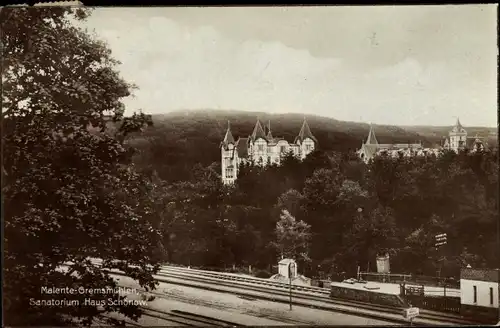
357, 118, 487, 163
460, 267, 499, 321
220, 118, 317, 185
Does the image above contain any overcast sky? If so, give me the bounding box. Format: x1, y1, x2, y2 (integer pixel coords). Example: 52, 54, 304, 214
81, 5, 497, 127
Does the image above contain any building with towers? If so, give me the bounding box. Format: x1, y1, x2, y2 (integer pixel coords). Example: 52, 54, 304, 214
443, 117, 468, 151
220, 118, 317, 185
357, 118, 487, 163
442, 117, 486, 153
357, 124, 427, 163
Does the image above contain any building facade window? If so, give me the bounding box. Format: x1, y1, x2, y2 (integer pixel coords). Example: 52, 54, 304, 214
280, 146, 286, 153
490, 287, 494, 305
225, 168, 233, 179
473, 285, 477, 303
306, 145, 312, 151
258, 145, 264, 152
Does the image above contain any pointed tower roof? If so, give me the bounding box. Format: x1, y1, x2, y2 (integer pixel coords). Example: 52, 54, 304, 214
266, 120, 273, 140
221, 121, 235, 148
295, 118, 317, 143
366, 124, 378, 145
451, 117, 466, 133
251, 119, 266, 141
224, 121, 235, 143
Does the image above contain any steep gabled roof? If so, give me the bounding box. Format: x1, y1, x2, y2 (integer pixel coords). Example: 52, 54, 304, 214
466, 136, 486, 150
366, 124, 378, 145
251, 119, 267, 141
295, 118, 317, 143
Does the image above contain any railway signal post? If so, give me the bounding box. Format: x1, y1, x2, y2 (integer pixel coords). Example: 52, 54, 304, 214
435, 233, 447, 274
435, 233, 448, 297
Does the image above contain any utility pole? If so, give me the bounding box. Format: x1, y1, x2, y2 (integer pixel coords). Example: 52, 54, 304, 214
288, 262, 295, 311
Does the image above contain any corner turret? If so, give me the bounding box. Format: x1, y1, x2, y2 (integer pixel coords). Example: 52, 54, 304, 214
221, 121, 237, 185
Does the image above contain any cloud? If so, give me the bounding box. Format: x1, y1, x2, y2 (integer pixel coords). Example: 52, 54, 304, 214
89, 16, 344, 114
80, 7, 497, 127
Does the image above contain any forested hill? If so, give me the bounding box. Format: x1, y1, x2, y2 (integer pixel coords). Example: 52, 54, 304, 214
127, 109, 496, 182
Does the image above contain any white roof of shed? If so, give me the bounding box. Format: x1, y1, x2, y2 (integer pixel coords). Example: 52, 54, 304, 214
279, 258, 296, 265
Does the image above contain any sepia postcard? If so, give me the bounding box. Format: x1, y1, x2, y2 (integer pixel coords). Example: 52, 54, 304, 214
2, 4, 498, 327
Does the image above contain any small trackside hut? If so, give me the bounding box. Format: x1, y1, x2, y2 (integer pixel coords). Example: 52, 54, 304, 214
460, 267, 499, 321
278, 258, 297, 279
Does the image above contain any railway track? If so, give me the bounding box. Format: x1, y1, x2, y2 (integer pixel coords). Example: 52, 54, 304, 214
84, 262, 473, 326
154, 268, 477, 326
142, 307, 245, 326
98, 306, 244, 326
83, 259, 483, 326
160, 266, 475, 324
166, 265, 331, 295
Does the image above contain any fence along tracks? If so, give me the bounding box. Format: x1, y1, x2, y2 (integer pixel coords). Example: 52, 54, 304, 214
86, 259, 479, 326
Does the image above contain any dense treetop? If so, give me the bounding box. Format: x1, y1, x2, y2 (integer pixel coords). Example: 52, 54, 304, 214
2, 7, 157, 326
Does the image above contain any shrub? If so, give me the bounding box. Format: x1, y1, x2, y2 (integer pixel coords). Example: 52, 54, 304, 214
255, 270, 272, 278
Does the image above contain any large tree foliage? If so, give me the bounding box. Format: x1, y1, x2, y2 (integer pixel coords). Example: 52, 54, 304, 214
2, 7, 159, 326
341, 206, 399, 272
270, 209, 312, 264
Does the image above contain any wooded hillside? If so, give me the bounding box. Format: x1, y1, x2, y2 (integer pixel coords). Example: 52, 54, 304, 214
127, 109, 496, 183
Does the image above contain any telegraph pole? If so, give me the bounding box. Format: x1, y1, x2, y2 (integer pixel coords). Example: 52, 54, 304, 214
288, 262, 295, 311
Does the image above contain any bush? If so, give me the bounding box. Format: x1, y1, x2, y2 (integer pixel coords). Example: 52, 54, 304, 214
255, 270, 272, 278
